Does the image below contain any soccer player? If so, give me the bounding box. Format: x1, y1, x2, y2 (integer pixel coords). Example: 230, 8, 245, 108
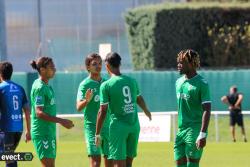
175, 49, 211, 167
76, 53, 110, 167
30, 57, 74, 167
0, 61, 31, 167
95, 52, 152, 167
221, 86, 247, 142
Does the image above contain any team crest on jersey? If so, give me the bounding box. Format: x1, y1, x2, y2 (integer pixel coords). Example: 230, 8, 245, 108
188, 85, 196, 91
10, 84, 19, 92
201, 78, 208, 84
50, 98, 55, 105
94, 95, 100, 102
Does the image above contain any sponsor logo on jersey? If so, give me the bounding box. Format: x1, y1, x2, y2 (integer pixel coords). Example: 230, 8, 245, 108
123, 103, 135, 114
11, 114, 22, 120
177, 93, 190, 100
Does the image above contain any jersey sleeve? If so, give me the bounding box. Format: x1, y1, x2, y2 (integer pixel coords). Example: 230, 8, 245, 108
34, 87, 46, 107
200, 82, 211, 104
100, 82, 109, 105
77, 83, 87, 101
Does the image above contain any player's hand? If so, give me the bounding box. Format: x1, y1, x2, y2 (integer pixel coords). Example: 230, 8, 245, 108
144, 109, 152, 121
196, 138, 206, 149
234, 105, 240, 110
95, 134, 102, 147
60, 119, 74, 129
229, 105, 234, 110
25, 131, 31, 143
85, 89, 93, 103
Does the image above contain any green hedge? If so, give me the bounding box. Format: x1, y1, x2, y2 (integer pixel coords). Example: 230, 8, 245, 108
125, 3, 250, 70
189, 0, 249, 2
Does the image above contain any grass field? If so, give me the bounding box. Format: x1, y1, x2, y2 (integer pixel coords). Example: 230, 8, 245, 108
14, 142, 250, 167
2, 115, 249, 167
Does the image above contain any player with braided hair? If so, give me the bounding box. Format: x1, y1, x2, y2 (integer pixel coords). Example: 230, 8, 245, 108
174, 49, 211, 167
177, 49, 200, 69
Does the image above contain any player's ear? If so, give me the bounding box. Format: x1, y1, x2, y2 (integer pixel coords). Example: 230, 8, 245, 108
105, 63, 112, 75
86, 65, 90, 72
105, 63, 109, 70
187, 62, 194, 70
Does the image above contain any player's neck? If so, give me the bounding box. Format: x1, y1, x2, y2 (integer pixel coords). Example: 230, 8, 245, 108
0, 76, 6, 82
185, 71, 197, 79
0, 79, 10, 83
111, 69, 121, 76
40, 76, 49, 84
90, 73, 101, 81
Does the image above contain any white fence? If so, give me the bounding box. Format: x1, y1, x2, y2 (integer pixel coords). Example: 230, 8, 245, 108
57, 111, 250, 142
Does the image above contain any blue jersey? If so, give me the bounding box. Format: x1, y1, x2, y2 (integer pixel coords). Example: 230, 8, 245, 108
0, 81, 28, 132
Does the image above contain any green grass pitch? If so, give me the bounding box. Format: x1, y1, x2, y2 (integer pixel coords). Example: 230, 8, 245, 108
2, 115, 249, 167
14, 142, 250, 167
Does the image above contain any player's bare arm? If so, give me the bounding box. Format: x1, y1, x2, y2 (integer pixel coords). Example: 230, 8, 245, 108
221, 96, 234, 110
23, 105, 31, 142
196, 103, 211, 149
35, 106, 74, 129
137, 95, 152, 121
76, 88, 93, 111
234, 94, 243, 109
221, 96, 230, 105
95, 104, 108, 146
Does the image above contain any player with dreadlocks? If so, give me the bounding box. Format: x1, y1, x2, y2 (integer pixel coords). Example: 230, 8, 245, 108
174, 49, 211, 167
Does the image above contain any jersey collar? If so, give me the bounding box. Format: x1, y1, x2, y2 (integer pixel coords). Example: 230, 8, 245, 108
184, 74, 199, 81
88, 76, 103, 84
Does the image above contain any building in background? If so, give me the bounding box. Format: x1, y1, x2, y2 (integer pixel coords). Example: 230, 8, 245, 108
0, 0, 7, 61
1, 0, 185, 71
